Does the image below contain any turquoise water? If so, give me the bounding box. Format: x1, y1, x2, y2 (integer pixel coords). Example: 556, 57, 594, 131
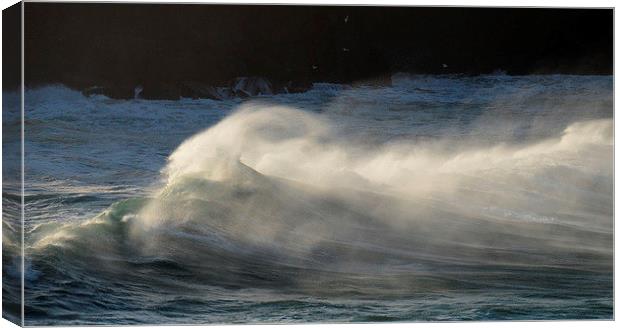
3, 74, 613, 325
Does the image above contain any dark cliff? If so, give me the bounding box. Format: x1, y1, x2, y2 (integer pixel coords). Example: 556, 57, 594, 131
22, 4, 612, 98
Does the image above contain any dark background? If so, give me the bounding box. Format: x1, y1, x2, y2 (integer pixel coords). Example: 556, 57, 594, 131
3, 2, 20, 90
20, 4, 614, 93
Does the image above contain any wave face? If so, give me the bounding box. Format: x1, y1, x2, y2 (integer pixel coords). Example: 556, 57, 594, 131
6, 75, 613, 324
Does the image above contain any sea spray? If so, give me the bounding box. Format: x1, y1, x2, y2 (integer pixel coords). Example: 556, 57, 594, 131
119, 105, 613, 276
13, 75, 613, 324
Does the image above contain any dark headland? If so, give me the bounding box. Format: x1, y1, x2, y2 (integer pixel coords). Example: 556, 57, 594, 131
20, 4, 613, 100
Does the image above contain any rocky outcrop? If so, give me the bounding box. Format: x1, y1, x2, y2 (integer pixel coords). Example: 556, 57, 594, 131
179, 82, 231, 100
81, 77, 314, 101
276, 80, 314, 94
230, 77, 273, 98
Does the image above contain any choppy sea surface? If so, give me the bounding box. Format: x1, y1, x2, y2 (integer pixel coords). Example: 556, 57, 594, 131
2, 74, 613, 325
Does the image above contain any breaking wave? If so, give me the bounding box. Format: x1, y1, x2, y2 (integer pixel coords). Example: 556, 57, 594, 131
8, 75, 612, 323
28, 104, 612, 299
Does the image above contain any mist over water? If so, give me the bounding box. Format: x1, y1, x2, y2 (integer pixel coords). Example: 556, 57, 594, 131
3, 74, 613, 324
137, 104, 611, 266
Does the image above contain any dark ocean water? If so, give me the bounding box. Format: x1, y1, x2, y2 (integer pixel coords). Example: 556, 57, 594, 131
2, 74, 613, 325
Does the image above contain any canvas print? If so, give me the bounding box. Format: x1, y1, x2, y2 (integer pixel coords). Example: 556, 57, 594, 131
2, 3, 613, 326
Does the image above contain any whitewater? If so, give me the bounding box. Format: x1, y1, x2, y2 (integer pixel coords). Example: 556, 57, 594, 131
2, 74, 613, 324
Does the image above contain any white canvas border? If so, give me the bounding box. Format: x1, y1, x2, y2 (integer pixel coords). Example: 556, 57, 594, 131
0, 1, 616, 328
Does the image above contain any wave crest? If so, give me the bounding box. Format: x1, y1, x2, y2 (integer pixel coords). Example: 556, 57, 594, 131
28, 104, 612, 294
